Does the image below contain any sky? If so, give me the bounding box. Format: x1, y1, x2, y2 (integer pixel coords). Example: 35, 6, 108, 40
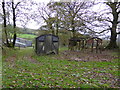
1, 0, 120, 39
2, 0, 115, 30
24, 0, 110, 29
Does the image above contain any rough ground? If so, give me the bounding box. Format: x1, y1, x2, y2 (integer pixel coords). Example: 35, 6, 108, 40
55, 50, 119, 62
53, 50, 119, 88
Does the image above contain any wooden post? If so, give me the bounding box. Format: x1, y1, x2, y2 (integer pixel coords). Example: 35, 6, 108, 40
78, 41, 81, 50
91, 39, 94, 52
96, 39, 98, 53
82, 40, 84, 49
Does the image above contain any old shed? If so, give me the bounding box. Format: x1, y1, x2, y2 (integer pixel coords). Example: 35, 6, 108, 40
35, 34, 59, 55
68, 37, 86, 51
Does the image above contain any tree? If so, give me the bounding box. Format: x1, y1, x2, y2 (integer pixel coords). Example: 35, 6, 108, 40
11, 0, 20, 47
105, 1, 120, 49
2, 0, 20, 47
82, 0, 120, 49
47, 2, 64, 36
48, 1, 94, 37
2, 0, 10, 47
32, 2, 56, 35
2, 0, 33, 48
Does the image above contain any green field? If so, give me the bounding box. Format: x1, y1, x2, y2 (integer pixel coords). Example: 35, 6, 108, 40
0, 48, 2, 89
2, 47, 119, 88
17, 34, 37, 40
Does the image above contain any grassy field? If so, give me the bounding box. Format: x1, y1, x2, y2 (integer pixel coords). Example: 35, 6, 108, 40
2, 47, 119, 88
17, 34, 37, 40
0, 48, 2, 89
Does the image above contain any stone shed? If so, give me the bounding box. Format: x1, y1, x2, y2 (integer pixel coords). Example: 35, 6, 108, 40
15, 38, 32, 47
35, 34, 59, 55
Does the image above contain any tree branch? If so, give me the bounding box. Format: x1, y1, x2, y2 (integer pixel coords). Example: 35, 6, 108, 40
117, 10, 120, 14
117, 21, 120, 24
41, 16, 47, 22
15, 2, 20, 9
85, 25, 111, 34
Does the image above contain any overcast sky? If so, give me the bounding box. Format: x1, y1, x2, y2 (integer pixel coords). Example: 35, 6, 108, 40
24, 0, 110, 29
2, 0, 114, 30
1, 0, 119, 37
1, 0, 119, 39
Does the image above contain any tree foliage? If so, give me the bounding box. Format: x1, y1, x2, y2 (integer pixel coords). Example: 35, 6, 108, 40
47, 2, 95, 37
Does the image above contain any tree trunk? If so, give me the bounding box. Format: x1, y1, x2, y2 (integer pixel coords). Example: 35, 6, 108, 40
71, 18, 76, 37
2, 1, 10, 47
106, 28, 119, 49
106, 2, 119, 49
12, 1, 17, 48
56, 14, 59, 36
50, 25, 54, 35
56, 22, 58, 36
72, 27, 75, 37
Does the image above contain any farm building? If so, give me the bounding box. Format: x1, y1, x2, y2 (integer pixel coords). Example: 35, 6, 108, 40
35, 34, 59, 55
15, 38, 32, 47
68, 37, 86, 51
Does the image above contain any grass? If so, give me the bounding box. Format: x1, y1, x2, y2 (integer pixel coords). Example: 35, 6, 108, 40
17, 34, 37, 40
0, 48, 2, 89
59, 46, 68, 51
2, 47, 119, 88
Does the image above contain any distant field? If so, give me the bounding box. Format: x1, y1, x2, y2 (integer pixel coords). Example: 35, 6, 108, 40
17, 34, 37, 40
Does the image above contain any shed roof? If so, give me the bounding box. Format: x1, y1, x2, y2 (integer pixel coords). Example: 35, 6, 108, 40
36, 34, 59, 42
90, 37, 102, 40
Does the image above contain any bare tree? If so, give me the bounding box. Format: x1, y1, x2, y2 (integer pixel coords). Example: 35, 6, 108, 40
80, 0, 120, 49
2, 0, 34, 48
47, 2, 64, 36
2, 0, 10, 47
47, 1, 95, 37
11, 0, 20, 47
2, 0, 20, 47
105, 1, 120, 49
32, 2, 56, 35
